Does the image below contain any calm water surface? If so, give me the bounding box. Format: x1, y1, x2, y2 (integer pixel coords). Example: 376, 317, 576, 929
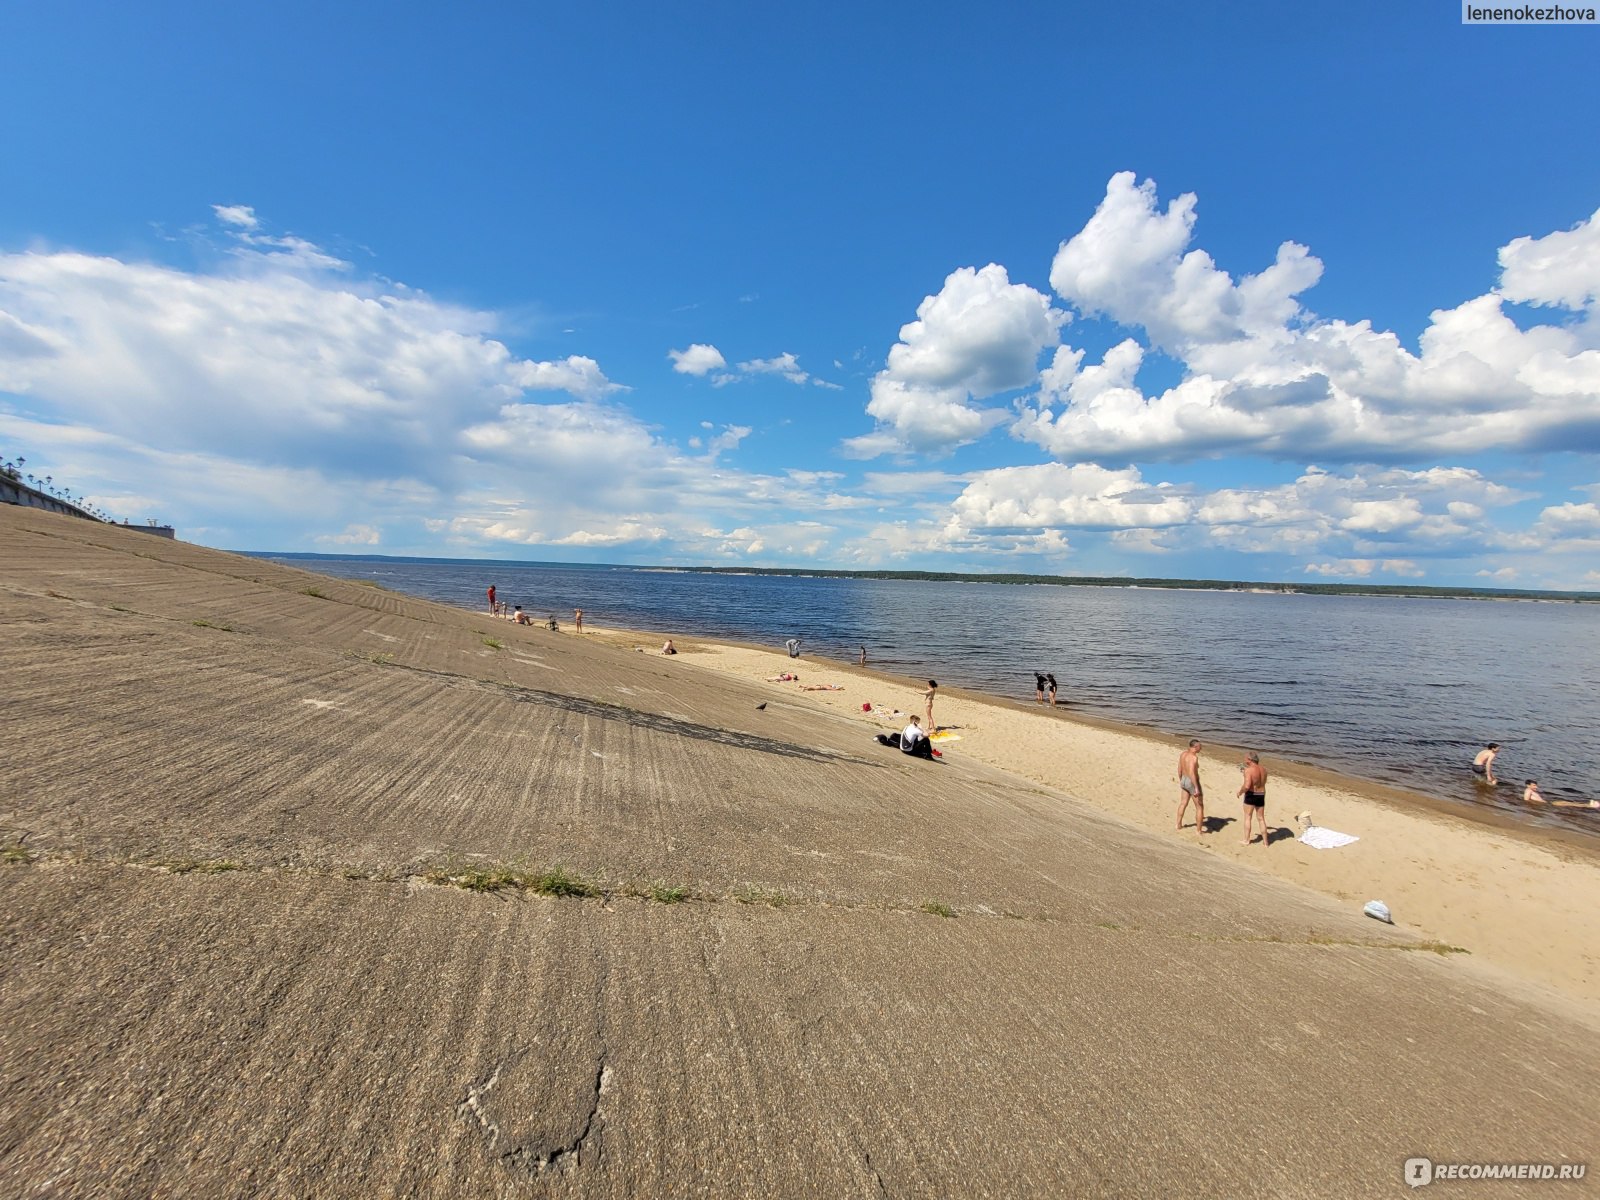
269, 556, 1600, 835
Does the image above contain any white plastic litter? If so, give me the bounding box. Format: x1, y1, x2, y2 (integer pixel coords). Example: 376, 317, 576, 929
1363, 900, 1393, 924
1300, 825, 1359, 850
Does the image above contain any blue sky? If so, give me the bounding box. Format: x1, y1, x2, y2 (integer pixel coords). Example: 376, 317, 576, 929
2, 1, 1598, 587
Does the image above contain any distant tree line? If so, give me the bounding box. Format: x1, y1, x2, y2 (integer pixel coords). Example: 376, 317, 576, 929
683, 565, 1599, 603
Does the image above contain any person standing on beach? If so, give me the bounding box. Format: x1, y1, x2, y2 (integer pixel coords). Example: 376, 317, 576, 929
1034, 673, 1047, 703
1238, 751, 1269, 847
1046, 673, 1058, 706
486, 584, 496, 615
574, 608, 584, 634
1177, 739, 1205, 837
785, 638, 802, 659
923, 680, 938, 732
859, 646, 867, 667
1473, 743, 1500, 785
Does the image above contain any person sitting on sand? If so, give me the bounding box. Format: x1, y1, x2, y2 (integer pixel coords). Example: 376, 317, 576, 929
877, 715, 934, 759
661, 639, 677, 655
1238, 751, 1269, 847
1177, 738, 1205, 837
899, 714, 935, 759
1473, 743, 1500, 785
513, 605, 531, 625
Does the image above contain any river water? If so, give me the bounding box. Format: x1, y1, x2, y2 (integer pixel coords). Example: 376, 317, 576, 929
265, 555, 1600, 834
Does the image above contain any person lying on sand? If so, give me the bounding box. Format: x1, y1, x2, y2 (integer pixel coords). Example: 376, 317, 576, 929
767, 672, 799, 682
801, 684, 843, 691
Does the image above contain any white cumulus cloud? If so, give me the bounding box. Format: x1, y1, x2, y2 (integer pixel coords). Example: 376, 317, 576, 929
668, 343, 727, 376
846, 264, 1066, 457
1019, 173, 1600, 464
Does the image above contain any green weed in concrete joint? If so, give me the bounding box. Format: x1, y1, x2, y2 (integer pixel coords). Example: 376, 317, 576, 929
530, 865, 599, 897
482, 636, 503, 650
445, 864, 525, 893
649, 883, 689, 904
735, 885, 792, 908
164, 858, 244, 875
3, 835, 36, 865
1408, 940, 1470, 956
345, 649, 395, 665
300, 586, 328, 599
920, 900, 956, 918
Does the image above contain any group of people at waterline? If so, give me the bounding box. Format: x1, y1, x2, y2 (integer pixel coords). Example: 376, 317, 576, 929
481, 585, 1593, 810
485, 584, 582, 633
1176, 740, 1273, 846
1473, 742, 1596, 809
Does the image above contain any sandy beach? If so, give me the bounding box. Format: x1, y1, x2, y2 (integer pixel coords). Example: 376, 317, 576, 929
4, 504, 1598, 1197
586, 628, 1600, 1011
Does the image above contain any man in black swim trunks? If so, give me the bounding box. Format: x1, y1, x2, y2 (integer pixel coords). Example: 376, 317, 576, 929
1035, 673, 1047, 704
1238, 751, 1268, 847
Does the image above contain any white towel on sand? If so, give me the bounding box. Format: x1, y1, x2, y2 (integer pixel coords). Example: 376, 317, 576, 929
1299, 825, 1359, 850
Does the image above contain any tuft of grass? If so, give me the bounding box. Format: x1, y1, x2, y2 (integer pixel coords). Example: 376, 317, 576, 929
163, 858, 244, 875
649, 883, 689, 904
482, 636, 503, 650
46, 590, 69, 600
354, 579, 382, 588
345, 649, 395, 665
300, 586, 328, 599
735, 884, 792, 908
1408, 940, 1470, 956
3, 835, 36, 865
920, 900, 956, 918
529, 864, 600, 897
444, 864, 526, 893
191, 619, 234, 631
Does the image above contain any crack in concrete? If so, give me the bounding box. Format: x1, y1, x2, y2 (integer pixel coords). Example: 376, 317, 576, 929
502, 1058, 613, 1175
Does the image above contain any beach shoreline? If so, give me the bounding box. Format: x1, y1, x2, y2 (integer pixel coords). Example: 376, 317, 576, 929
585, 621, 1600, 1008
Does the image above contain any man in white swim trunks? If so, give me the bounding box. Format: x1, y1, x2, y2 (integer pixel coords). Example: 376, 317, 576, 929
1177, 738, 1205, 837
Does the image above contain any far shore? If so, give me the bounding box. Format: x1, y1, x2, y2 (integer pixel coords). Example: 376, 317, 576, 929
582, 621, 1600, 1010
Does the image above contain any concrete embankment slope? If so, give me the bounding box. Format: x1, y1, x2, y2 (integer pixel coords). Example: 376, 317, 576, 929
2, 504, 1595, 1198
